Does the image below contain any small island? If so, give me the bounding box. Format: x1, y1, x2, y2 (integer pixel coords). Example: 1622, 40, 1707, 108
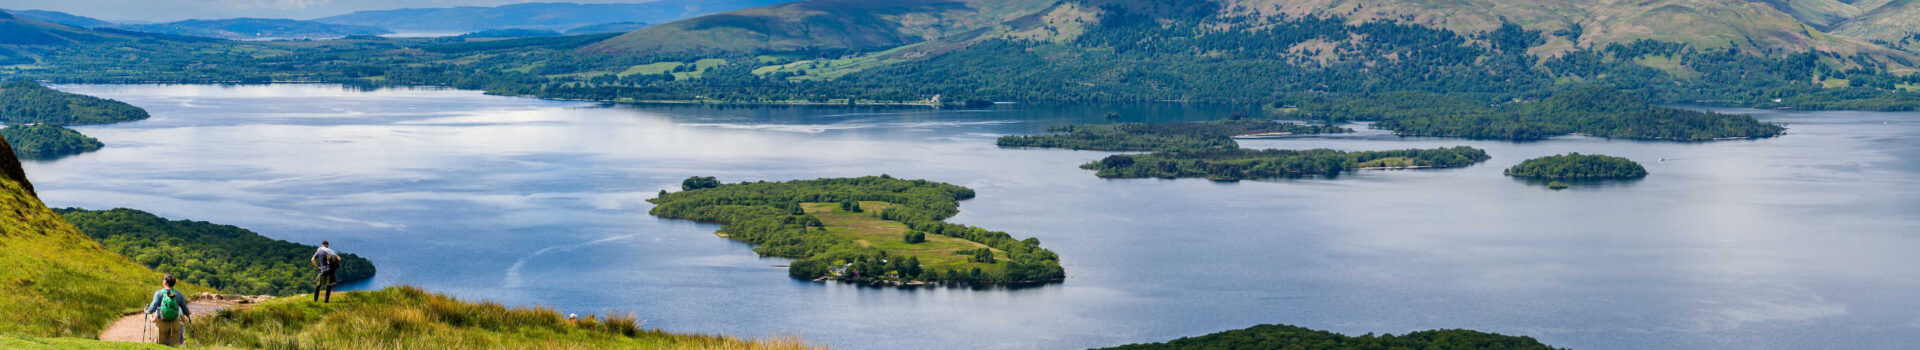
997, 119, 1351, 152
1505, 153, 1648, 181
1, 124, 103, 159
1084, 146, 1491, 181
649, 176, 1064, 286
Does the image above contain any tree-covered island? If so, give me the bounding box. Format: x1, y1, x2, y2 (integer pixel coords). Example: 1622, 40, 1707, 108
55, 208, 379, 296
997, 119, 1351, 152
1086, 146, 1491, 181
1285, 86, 1786, 141
0, 80, 149, 125
648, 176, 1064, 286
1505, 153, 1649, 180
0, 123, 102, 159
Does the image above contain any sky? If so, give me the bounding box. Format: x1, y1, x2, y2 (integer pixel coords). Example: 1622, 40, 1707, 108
0, 0, 666, 23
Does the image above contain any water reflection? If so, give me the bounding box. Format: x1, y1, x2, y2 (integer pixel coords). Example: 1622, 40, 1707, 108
24, 84, 1920, 350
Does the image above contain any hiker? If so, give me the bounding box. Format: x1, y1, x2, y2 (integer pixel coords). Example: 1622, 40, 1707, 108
311, 240, 341, 303
145, 274, 190, 346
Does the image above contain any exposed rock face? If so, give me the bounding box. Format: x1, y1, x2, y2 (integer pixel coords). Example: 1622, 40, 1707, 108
0, 134, 36, 197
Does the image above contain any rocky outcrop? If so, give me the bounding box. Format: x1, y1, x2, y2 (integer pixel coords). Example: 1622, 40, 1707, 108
0, 134, 35, 197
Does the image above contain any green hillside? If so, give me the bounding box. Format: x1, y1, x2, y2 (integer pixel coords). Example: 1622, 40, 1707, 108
1834, 0, 1920, 52
582, 0, 1056, 54
0, 149, 172, 338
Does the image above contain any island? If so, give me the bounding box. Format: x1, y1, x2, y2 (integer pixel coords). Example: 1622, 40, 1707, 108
0, 124, 102, 159
1094, 323, 1565, 350
56, 208, 378, 296
0, 80, 149, 125
648, 176, 1064, 286
1286, 85, 1786, 141
997, 119, 1352, 152
1084, 146, 1491, 181
1505, 153, 1649, 180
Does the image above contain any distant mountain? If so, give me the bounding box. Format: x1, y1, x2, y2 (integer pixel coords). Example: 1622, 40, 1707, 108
314, 1, 789, 33
1834, 0, 1920, 52
117, 18, 391, 40
582, 0, 1058, 54
0, 11, 115, 46
563, 21, 649, 35
1, 9, 111, 28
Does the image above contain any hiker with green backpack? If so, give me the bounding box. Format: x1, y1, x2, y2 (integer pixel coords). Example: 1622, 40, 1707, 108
145, 274, 191, 346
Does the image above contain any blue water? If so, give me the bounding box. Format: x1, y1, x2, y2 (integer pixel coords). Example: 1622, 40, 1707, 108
26, 84, 1920, 349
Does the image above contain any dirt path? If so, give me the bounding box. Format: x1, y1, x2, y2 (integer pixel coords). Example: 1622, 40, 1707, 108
98, 296, 253, 343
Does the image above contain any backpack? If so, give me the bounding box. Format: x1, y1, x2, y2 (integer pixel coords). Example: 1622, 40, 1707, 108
157, 289, 182, 321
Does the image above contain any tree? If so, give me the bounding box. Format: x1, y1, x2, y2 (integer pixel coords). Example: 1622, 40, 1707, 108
839, 200, 862, 213
680, 176, 720, 191
904, 231, 926, 243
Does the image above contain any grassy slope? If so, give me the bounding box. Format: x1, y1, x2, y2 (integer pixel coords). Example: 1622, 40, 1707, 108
0, 176, 177, 338
1834, 0, 1920, 52
581, 0, 1055, 54
803, 202, 1006, 275
186, 286, 817, 349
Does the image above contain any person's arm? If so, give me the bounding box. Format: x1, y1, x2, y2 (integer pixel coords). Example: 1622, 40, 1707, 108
144, 290, 162, 315
176, 292, 191, 318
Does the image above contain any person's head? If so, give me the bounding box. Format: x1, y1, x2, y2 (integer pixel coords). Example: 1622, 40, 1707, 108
321, 240, 329, 247
162, 274, 176, 288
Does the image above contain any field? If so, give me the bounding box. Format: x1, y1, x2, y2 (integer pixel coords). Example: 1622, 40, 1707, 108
802, 202, 1006, 275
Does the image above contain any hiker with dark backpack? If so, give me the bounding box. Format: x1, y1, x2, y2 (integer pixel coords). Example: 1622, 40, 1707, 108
145, 274, 190, 346
311, 240, 342, 303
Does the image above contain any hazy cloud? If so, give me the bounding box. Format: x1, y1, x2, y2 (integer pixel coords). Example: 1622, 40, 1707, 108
4, 0, 668, 22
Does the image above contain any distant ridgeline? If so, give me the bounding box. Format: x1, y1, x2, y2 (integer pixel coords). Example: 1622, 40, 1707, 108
0, 123, 101, 159
649, 176, 1064, 285
997, 119, 1351, 152
1285, 86, 1786, 141
1093, 324, 1567, 350
56, 208, 377, 296
1505, 153, 1649, 180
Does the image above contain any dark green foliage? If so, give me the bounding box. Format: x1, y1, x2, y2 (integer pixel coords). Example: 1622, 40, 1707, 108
648, 176, 1063, 285
1548, 181, 1570, 190
838, 199, 863, 213
1094, 324, 1565, 350
967, 248, 995, 263
1506, 153, 1649, 180
904, 231, 926, 244
0, 80, 149, 125
680, 176, 719, 191
998, 120, 1351, 152
54, 208, 378, 296
0, 124, 101, 159
1084, 147, 1491, 181
1297, 86, 1786, 141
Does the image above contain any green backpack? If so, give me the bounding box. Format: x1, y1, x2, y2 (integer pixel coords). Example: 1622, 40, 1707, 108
157, 289, 182, 321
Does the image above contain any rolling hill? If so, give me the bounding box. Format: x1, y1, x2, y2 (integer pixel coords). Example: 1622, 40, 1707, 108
0, 9, 111, 28
116, 18, 391, 40
583, 0, 1912, 60
1834, 0, 1920, 52
582, 0, 1057, 54
314, 1, 790, 33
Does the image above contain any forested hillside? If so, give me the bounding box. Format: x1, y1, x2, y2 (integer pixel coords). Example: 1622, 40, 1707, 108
57, 208, 378, 296
0, 80, 148, 125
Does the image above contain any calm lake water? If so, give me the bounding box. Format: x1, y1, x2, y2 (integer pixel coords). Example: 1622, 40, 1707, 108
27, 84, 1920, 350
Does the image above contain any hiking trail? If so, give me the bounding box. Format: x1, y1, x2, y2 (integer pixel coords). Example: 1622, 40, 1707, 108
97, 293, 268, 343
